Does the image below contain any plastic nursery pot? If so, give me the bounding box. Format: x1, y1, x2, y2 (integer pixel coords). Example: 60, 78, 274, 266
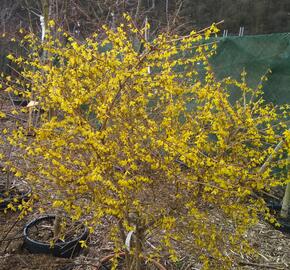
23, 215, 89, 258
266, 199, 282, 211
265, 199, 290, 233
96, 252, 167, 270
0, 181, 32, 210
274, 217, 290, 233
12, 98, 28, 107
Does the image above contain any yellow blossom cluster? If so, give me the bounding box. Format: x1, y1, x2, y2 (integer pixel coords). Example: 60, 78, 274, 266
0, 16, 289, 269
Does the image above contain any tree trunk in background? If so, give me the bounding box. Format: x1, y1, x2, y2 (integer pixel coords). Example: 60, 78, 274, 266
281, 182, 290, 218
281, 155, 290, 218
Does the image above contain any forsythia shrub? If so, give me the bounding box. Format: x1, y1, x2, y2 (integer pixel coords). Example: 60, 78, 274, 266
1, 16, 289, 269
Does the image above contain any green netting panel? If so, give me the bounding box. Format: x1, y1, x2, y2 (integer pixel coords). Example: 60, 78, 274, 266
210, 33, 290, 105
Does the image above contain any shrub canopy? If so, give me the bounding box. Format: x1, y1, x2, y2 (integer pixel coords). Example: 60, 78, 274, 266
0, 17, 289, 269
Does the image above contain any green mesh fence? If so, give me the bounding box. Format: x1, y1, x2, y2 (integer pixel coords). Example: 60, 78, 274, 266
211, 32, 290, 105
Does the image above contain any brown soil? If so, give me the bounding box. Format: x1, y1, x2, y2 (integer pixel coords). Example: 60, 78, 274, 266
98, 254, 162, 270
3, 211, 290, 270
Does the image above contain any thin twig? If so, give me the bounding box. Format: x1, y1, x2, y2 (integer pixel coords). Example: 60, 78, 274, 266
170, 20, 224, 42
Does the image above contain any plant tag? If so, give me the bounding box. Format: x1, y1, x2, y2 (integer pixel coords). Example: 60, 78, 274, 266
27, 101, 39, 108
125, 230, 134, 251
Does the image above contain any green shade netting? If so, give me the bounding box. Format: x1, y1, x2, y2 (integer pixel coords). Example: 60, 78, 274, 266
211, 32, 290, 105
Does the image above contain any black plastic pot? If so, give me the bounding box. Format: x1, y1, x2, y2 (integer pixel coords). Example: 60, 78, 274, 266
0, 181, 32, 210
266, 199, 282, 211
265, 199, 290, 233
12, 98, 28, 107
23, 215, 89, 258
274, 217, 290, 233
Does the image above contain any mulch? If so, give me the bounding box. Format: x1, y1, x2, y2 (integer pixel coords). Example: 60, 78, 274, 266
1, 93, 290, 270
